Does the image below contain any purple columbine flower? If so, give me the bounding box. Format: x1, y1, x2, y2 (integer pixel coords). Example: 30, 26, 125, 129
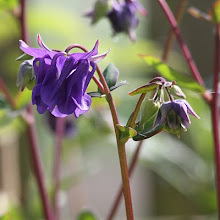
19, 35, 108, 118
154, 99, 200, 136
107, 0, 147, 41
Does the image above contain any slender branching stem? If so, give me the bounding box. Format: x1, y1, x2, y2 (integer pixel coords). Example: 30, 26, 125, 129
157, 0, 212, 104
107, 2, 189, 218
162, 0, 187, 61
18, 0, 54, 219
53, 117, 66, 220
211, 24, 220, 219
96, 65, 134, 220
67, 44, 134, 219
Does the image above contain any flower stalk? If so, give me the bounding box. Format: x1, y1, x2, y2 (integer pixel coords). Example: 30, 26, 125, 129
211, 24, 220, 218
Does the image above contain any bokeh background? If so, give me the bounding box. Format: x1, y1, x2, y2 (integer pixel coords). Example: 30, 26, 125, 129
0, 0, 218, 219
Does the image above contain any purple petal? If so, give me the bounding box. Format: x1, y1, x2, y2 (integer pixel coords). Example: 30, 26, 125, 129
172, 100, 190, 123
89, 49, 110, 63
181, 100, 200, 119
70, 40, 99, 61
37, 34, 51, 51
50, 106, 68, 118
40, 53, 67, 106
32, 84, 48, 114
72, 94, 92, 118
159, 101, 172, 124
19, 40, 57, 58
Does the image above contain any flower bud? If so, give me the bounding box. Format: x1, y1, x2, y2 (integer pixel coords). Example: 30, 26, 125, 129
169, 85, 186, 99
16, 60, 36, 91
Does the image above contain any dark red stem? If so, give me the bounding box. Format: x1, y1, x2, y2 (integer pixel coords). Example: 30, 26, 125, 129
157, 0, 204, 87
53, 117, 66, 220
211, 24, 220, 218
26, 105, 54, 220
19, 0, 54, 219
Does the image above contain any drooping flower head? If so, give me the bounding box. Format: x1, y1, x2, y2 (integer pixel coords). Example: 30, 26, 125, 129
154, 99, 200, 137
19, 35, 108, 118
107, 0, 147, 41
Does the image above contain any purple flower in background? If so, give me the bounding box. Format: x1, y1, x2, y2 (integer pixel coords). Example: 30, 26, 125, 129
154, 99, 200, 137
107, 0, 147, 41
19, 35, 108, 118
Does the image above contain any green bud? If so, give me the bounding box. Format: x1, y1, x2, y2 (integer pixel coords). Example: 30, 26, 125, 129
93, 0, 112, 24
165, 111, 187, 138
16, 60, 36, 91
169, 85, 186, 99
140, 98, 160, 128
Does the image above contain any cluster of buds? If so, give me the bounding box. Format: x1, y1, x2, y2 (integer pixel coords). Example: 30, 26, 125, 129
85, 0, 147, 41
129, 77, 200, 138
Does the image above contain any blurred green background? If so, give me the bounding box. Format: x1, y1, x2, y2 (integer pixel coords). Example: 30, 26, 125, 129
0, 0, 218, 219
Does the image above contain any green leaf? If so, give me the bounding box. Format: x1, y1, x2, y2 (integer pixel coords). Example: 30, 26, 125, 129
102, 63, 119, 90
16, 53, 33, 61
140, 98, 160, 127
128, 83, 158, 96
142, 56, 205, 93
116, 124, 137, 144
77, 211, 98, 220
210, 0, 220, 24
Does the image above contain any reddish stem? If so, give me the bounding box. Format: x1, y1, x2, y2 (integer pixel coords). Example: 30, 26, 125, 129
53, 117, 66, 220
26, 105, 54, 220
162, 0, 187, 61
107, 141, 143, 220
19, 0, 54, 219
211, 24, 220, 218
0, 77, 16, 109
157, 0, 204, 87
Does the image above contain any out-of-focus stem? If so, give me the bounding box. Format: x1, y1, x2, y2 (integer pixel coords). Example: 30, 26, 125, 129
53, 117, 66, 220
157, 0, 203, 85
162, 0, 187, 61
211, 24, 220, 219
26, 105, 54, 220
19, 0, 54, 219
0, 77, 16, 109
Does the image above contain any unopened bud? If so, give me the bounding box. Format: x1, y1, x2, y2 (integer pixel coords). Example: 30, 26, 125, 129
16, 60, 36, 91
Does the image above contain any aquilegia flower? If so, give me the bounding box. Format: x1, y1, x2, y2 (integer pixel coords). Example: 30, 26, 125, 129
19, 35, 107, 118
154, 99, 200, 137
107, 0, 147, 41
